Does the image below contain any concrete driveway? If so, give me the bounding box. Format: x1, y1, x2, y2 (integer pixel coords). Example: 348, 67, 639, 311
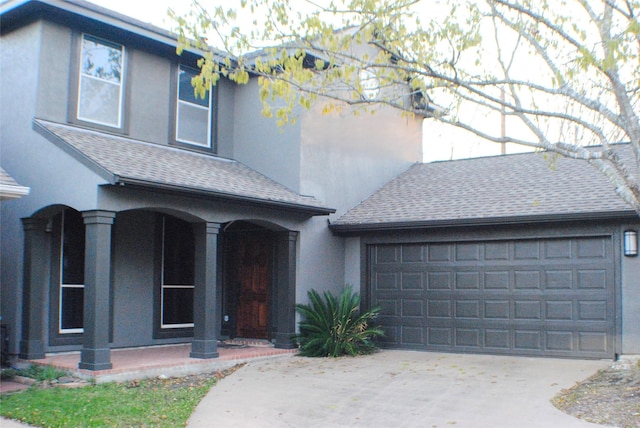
188, 350, 611, 428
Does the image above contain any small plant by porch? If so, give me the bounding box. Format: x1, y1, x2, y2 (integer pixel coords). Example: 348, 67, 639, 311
294, 287, 384, 357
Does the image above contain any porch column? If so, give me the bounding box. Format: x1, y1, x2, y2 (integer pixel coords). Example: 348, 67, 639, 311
19, 217, 49, 360
274, 231, 298, 349
79, 210, 115, 371
190, 222, 220, 359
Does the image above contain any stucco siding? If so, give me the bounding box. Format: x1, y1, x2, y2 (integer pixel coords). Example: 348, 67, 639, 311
297, 217, 346, 303
111, 211, 156, 347
36, 21, 72, 123
620, 222, 640, 354
215, 78, 236, 158
232, 79, 301, 193
128, 49, 172, 144
300, 104, 423, 216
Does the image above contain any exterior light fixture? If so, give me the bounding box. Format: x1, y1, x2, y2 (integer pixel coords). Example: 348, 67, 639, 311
624, 230, 638, 257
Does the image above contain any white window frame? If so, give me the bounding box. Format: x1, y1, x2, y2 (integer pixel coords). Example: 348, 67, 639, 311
160, 216, 195, 329
59, 210, 84, 334
77, 33, 125, 128
175, 65, 212, 148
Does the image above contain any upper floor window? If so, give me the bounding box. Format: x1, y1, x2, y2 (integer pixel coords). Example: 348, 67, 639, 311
77, 34, 124, 128
176, 65, 212, 148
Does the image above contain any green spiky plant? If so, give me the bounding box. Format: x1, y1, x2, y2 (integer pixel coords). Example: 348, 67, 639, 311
294, 287, 384, 357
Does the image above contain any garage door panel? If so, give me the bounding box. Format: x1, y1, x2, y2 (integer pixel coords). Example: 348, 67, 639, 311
401, 272, 424, 290
455, 271, 481, 289
485, 271, 510, 289
546, 301, 574, 320
546, 270, 573, 289
545, 240, 573, 259
428, 272, 452, 289
514, 270, 542, 289
428, 244, 453, 262
369, 236, 615, 358
577, 270, 608, 289
485, 329, 511, 348
514, 241, 541, 260
514, 301, 542, 320
577, 238, 607, 258
578, 332, 608, 352
456, 243, 481, 261
455, 300, 481, 319
514, 330, 542, 350
546, 331, 574, 351
577, 300, 608, 321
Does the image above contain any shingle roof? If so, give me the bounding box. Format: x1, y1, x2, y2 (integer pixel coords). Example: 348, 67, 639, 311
34, 119, 333, 215
333, 145, 637, 230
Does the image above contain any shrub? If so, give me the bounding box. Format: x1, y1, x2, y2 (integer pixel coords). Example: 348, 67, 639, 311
294, 287, 384, 357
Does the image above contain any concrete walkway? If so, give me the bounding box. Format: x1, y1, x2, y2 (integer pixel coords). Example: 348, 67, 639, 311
187, 350, 612, 428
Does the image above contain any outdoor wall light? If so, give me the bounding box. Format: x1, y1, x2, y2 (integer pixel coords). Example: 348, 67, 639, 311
624, 230, 638, 257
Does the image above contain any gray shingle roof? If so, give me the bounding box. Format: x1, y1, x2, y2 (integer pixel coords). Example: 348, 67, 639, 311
333, 145, 637, 230
34, 119, 332, 215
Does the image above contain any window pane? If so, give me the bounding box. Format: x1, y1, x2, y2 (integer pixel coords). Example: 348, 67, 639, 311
61, 286, 84, 330
177, 102, 210, 146
81, 35, 122, 82
162, 287, 194, 325
178, 67, 208, 107
163, 217, 195, 286
78, 77, 121, 126
62, 210, 85, 285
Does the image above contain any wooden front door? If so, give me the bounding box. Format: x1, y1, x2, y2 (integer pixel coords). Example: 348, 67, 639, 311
235, 234, 271, 339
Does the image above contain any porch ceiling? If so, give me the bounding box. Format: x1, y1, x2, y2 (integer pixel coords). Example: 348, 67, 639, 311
33, 119, 334, 216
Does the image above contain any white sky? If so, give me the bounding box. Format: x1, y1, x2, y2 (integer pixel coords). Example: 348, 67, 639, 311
87, 0, 529, 162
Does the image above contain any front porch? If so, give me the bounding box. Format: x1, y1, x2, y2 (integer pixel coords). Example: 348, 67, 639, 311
17, 341, 297, 384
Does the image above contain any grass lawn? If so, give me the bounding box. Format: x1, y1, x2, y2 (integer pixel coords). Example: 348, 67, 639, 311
0, 371, 224, 427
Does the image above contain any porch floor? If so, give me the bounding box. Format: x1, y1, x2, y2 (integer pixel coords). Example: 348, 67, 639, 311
20, 341, 297, 383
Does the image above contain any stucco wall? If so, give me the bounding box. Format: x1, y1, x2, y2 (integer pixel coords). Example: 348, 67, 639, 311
111, 211, 157, 347
0, 22, 52, 353
620, 222, 640, 355
300, 104, 423, 215
232, 79, 302, 193
35, 21, 72, 123
127, 49, 172, 144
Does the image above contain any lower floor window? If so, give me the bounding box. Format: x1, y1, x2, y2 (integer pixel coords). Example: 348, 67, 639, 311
161, 216, 195, 329
161, 285, 194, 328
59, 209, 85, 334
60, 284, 84, 332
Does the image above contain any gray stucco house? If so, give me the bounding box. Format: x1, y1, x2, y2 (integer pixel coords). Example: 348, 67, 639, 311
0, 0, 423, 370
1, 0, 638, 370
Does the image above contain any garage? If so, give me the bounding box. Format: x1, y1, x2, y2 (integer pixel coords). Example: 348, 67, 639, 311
333, 149, 640, 358
368, 235, 615, 358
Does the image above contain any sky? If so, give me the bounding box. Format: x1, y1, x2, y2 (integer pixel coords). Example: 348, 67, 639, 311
87, 0, 528, 162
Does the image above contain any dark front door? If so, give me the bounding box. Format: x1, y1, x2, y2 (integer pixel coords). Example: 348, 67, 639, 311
224, 225, 272, 340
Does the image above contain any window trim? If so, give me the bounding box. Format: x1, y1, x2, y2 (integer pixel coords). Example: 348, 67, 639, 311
173, 64, 217, 151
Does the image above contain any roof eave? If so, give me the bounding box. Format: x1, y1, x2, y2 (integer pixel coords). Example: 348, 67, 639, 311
0, 0, 227, 62
0, 184, 31, 200
330, 210, 639, 234
112, 177, 336, 216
